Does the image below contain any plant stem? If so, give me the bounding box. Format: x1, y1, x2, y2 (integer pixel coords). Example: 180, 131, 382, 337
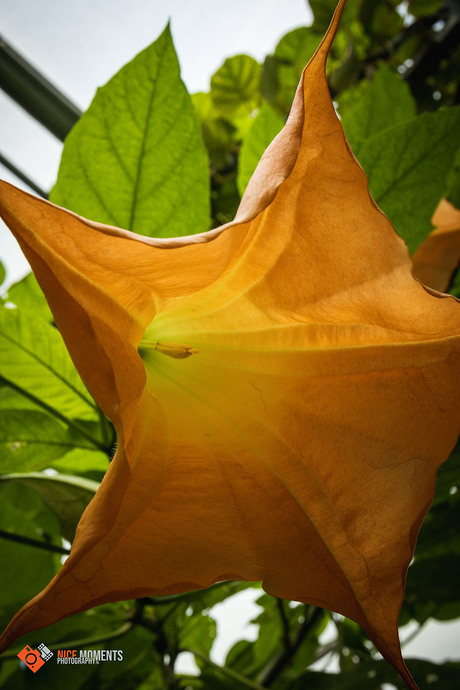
257, 605, 323, 687
185, 648, 267, 690
276, 599, 292, 652
0, 528, 70, 554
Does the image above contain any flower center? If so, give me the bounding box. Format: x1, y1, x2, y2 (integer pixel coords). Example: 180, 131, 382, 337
138, 339, 199, 360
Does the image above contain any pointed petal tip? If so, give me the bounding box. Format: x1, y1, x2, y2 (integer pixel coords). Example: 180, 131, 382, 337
309, 0, 347, 69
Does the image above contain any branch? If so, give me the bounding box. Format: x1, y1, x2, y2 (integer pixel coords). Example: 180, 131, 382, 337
257, 605, 324, 687
0, 528, 70, 555
276, 599, 293, 652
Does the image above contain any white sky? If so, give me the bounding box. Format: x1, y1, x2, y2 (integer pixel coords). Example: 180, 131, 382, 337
0, 0, 459, 675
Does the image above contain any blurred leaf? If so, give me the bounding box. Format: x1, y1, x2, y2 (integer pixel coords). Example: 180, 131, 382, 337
193, 91, 238, 168
407, 0, 443, 16
0, 306, 98, 421
309, 0, 361, 33
6, 272, 53, 322
211, 55, 261, 116
288, 658, 460, 688
432, 441, 460, 507
211, 176, 240, 227
340, 62, 416, 146
449, 266, 460, 297
0, 410, 96, 473
404, 554, 460, 623
261, 28, 320, 112
0, 261, 6, 288
0, 473, 99, 542
446, 146, 460, 208
237, 103, 284, 195
50, 26, 209, 238
354, 107, 460, 252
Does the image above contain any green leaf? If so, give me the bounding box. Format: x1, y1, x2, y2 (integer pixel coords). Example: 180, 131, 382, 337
6, 272, 53, 322
0, 306, 98, 421
0, 410, 96, 473
0, 482, 59, 628
0, 473, 99, 541
180, 613, 217, 657
0, 261, 5, 288
50, 447, 109, 479
211, 55, 261, 116
50, 25, 210, 238
340, 62, 416, 147
354, 107, 460, 253
237, 103, 284, 195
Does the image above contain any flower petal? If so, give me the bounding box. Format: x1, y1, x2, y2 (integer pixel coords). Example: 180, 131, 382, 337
412, 199, 460, 293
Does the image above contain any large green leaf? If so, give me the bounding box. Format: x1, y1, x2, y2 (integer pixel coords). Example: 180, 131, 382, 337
0, 473, 99, 542
340, 62, 416, 147
0, 306, 98, 421
237, 103, 284, 195
354, 107, 460, 253
50, 26, 210, 238
0, 410, 96, 473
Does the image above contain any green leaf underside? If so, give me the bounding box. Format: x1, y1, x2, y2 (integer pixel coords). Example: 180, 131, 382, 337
237, 103, 285, 196
0, 410, 96, 473
50, 25, 210, 239
354, 106, 460, 253
0, 307, 97, 421
0, 473, 99, 542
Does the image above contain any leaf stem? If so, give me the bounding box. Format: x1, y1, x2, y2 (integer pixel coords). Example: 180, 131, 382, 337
0, 528, 70, 554
185, 648, 267, 690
